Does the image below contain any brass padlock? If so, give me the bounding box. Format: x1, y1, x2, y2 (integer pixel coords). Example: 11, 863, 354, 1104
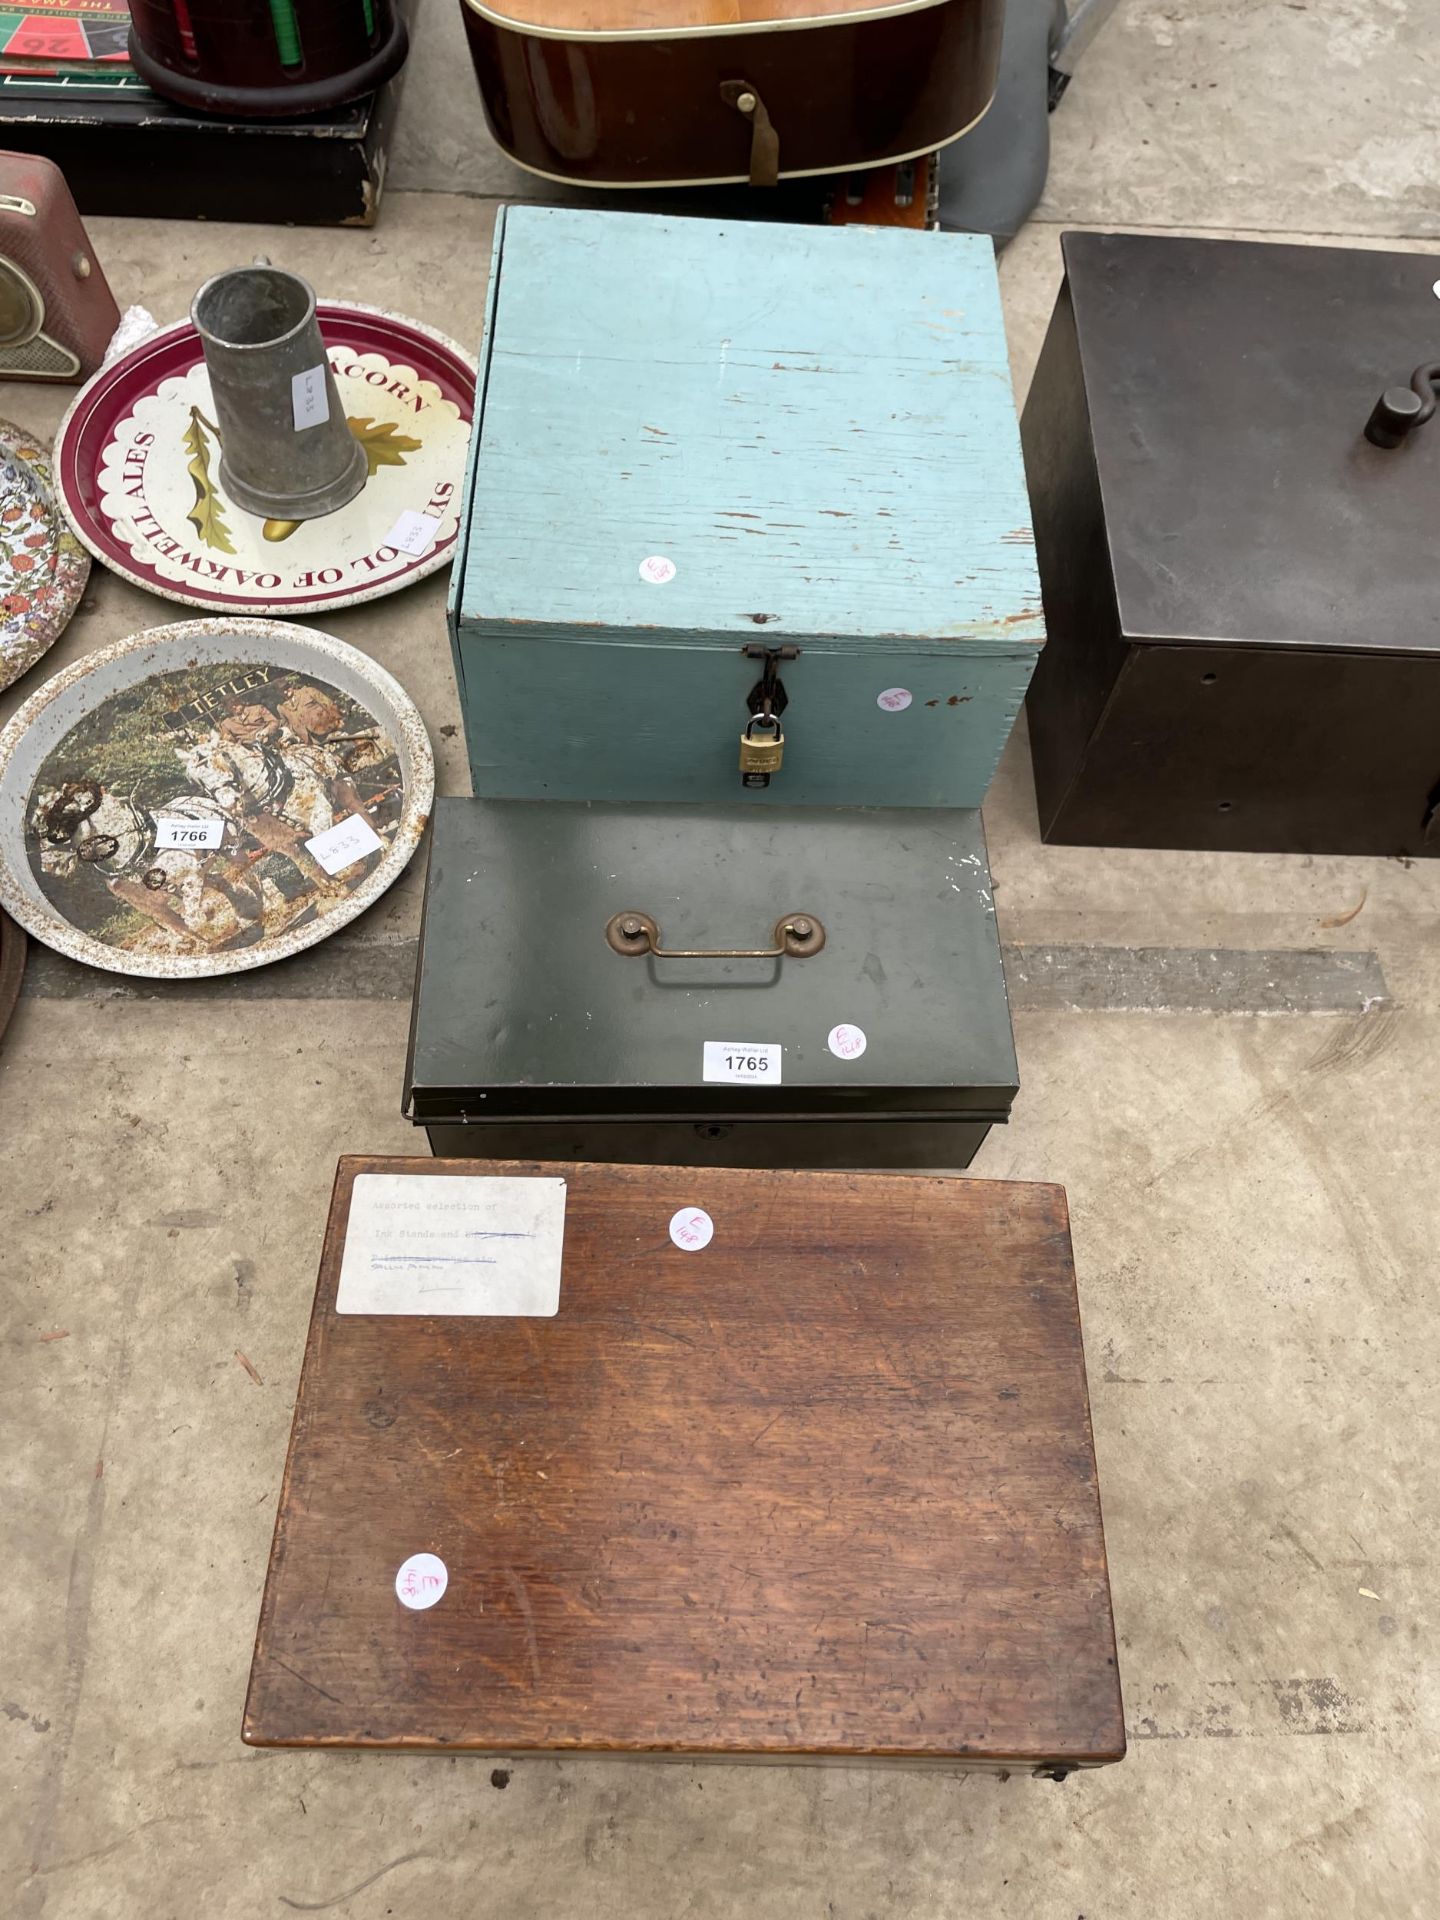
739, 713, 784, 787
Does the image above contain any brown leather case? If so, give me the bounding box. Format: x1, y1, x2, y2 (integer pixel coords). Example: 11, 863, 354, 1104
0, 151, 119, 381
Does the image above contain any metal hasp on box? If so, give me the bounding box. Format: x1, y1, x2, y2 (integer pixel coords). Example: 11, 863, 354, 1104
449, 205, 1043, 809
1022, 231, 1440, 857
403, 797, 1018, 1169
243, 1155, 1125, 1772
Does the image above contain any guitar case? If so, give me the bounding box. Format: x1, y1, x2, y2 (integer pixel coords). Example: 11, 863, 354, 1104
937, 0, 1065, 243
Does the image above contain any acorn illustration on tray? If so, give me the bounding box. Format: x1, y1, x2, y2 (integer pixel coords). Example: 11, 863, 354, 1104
54, 272, 475, 620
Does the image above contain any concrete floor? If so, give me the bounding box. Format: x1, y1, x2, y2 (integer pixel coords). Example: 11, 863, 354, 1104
4, 3, 1439, 1915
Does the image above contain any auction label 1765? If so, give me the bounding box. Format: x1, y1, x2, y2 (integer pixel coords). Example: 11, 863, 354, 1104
702, 1041, 782, 1085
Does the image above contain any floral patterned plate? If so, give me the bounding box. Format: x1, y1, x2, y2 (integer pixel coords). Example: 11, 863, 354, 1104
53, 305, 475, 617
0, 419, 90, 695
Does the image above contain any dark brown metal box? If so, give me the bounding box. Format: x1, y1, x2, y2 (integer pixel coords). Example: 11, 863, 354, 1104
1022, 231, 1440, 857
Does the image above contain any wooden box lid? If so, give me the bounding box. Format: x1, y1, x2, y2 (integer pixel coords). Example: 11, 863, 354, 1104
244, 1158, 1124, 1767
452, 206, 1043, 661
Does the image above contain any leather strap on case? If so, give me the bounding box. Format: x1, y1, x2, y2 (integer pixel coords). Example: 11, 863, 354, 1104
720, 81, 780, 187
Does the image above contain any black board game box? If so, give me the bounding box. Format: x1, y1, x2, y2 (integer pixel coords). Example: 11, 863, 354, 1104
0, 0, 409, 226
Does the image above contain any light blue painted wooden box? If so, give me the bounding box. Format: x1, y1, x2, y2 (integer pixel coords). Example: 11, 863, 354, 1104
449, 205, 1043, 807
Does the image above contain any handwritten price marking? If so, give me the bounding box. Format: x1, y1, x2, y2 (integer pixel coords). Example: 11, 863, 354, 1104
668, 1207, 714, 1252
384, 509, 441, 557
291, 365, 330, 431
827, 1023, 868, 1061
395, 1552, 448, 1610
305, 812, 384, 876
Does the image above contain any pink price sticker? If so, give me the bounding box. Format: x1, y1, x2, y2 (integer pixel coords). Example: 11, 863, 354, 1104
668, 1207, 714, 1252
639, 554, 677, 585
827, 1023, 868, 1061
395, 1552, 448, 1611
876, 687, 913, 712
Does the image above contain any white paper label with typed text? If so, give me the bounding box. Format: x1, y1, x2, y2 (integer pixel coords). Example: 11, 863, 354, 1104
703, 1041, 782, 1085
339, 1173, 567, 1316
154, 816, 225, 850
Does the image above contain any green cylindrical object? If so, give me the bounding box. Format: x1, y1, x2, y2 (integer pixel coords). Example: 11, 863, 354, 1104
267, 0, 303, 67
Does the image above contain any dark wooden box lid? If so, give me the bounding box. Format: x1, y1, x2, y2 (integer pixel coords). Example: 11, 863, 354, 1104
244, 1157, 1124, 1766
1060, 231, 1440, 659
404, 800, 1019, 1125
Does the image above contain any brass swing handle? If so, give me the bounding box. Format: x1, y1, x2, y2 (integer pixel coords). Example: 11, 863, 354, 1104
605, 910, 825, 960
720, 80, 779, 187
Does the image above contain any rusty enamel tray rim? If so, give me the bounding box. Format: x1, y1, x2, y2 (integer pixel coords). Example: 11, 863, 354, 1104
0, 619, 434, 980
53, 304, 476, 618
0, 908, 24, 1044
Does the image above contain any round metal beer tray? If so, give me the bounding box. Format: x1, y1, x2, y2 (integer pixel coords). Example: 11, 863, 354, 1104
54, 304, 475, 617
0, 619, 433, 979
0, 419, 90, 694
0, 907, 24, 1044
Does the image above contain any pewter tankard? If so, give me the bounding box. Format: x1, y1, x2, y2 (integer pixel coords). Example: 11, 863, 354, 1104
192, 266, 366, 522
